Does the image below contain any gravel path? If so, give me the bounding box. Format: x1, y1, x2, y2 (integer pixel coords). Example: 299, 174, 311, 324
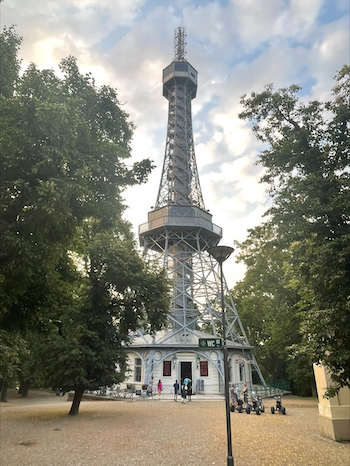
1, 390, 349, 466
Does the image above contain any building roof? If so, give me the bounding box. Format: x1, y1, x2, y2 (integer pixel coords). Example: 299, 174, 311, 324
129, 328, 253, 350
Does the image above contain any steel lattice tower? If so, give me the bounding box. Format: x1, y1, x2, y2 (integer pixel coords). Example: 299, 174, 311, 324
131, 28, 265, 391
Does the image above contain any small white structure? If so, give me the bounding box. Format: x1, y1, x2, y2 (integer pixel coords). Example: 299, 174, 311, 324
125, 339, 256, 396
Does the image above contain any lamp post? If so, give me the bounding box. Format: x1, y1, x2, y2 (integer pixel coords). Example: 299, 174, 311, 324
208, 245, 234, 466
172, 354, 178, 368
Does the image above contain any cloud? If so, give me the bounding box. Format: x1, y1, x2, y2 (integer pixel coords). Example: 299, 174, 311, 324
201, 154, 268, 210
309, 17, 349, 100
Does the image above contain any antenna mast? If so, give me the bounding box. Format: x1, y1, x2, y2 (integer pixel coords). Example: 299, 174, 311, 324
174, 27, 186, 61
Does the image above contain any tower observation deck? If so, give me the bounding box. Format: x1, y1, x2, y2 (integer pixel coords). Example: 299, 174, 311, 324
134, 28, 265, 391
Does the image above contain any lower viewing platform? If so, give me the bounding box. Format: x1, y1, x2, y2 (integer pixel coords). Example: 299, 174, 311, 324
139, 205, 222, 238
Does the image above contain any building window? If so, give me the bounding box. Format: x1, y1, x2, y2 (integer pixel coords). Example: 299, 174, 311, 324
134, 358, 142, 382
163, 360, 171, 377
200, 361, 208, 377
175, 62, 188, 72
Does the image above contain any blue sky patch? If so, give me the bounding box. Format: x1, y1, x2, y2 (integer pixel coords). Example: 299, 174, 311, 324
227, 40, 271, 69
287, 37, 312, 50
298, 76, 318, 97
65, 5, 79, 16
317, 0, 349, 25
97, 26, 131, 53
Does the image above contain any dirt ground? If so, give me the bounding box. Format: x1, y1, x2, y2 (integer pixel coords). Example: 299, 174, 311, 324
0, 390, 349, 466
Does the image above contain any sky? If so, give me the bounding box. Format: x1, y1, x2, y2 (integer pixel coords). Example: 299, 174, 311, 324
1, 0, 349, 287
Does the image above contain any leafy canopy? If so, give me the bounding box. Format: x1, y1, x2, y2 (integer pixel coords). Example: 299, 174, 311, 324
238, 65, 350, 396
233, 225, 314, 396
0, 27, 170, 411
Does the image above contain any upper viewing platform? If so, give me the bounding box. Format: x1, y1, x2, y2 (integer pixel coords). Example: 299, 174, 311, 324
163, 61, 198, 99
162, 27, 198, 100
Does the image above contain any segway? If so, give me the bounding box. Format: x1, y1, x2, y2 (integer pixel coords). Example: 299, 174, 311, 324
271, 395, 286, 415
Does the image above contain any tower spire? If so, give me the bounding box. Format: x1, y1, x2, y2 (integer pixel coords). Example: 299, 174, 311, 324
155, 27, 204, 209
174, 26, 186, 61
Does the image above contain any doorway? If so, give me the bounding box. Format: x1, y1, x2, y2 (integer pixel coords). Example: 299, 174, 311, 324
181, 361, 192, 384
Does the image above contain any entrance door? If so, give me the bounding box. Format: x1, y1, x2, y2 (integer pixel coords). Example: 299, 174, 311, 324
181, 362, 192, 384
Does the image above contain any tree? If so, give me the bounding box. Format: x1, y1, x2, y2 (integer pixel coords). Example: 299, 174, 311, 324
239, 65, 350, 396
1, 46, 152, 325
0, 28, 171, 413
232, 224, 315, 396
40, 218, 170, 415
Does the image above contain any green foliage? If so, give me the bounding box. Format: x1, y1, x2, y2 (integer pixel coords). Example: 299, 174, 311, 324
0, 330, 26, 382
0, 26, 22, 97
232, 225, 314, 395
0, 28, 170, 411
37, 218, 170, 393
238, 65, 350, 397
0, 28, 153, 322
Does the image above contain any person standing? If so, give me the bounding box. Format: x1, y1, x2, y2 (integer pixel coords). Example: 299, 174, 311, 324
181, 383, 187, 404
187, 380, 192, 401
173, 380, 180, 402
230, 384, 238, 406
235, 383, 240, 400
242, 383, 248, 405
157, 379, 163, 399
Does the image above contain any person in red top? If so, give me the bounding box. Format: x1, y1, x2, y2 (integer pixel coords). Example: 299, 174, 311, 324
157, 379, 163, 399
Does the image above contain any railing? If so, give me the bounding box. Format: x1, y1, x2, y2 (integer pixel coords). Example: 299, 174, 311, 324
84, 385, 153, 399
139, 216, 222, 236
84, 386, 134, 399
252, 384, 291, 398
268, 380, 291, 391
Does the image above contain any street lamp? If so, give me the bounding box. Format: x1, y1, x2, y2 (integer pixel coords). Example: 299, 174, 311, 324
207, 245, 234, 466
172, 354, 177, 368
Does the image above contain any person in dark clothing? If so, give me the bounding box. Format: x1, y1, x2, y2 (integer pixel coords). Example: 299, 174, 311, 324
181, 383, 187, 404
173, 380, 180, 401
187, 380, 192, 401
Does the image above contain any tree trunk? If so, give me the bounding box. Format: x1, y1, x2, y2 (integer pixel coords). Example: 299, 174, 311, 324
69, 387, 84, 415
1, 380, 8, 402
21, 380, 30, 397
19, 377, 30, 397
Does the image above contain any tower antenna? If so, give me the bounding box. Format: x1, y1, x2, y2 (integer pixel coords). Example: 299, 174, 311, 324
174, 26, 186, 61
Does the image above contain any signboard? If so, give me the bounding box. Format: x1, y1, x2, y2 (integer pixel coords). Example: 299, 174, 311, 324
198, 338, 222, 349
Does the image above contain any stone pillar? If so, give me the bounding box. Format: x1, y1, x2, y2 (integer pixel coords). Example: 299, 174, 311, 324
313, 363, 350, 441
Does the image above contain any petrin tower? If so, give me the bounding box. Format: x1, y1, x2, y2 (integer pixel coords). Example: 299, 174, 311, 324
129, 28, 265, 394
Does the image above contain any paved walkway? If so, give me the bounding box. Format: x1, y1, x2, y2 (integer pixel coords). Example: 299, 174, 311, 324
1, 390, 348, 466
